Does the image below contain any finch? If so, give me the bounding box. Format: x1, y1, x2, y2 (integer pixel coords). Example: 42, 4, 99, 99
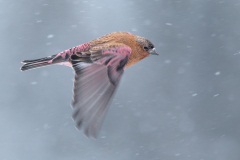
21, 32, 158, 138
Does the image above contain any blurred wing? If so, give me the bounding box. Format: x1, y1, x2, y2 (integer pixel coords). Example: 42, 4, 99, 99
72, 46, 131, 138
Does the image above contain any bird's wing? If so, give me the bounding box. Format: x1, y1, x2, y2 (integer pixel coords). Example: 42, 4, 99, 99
71, 45, 131, 138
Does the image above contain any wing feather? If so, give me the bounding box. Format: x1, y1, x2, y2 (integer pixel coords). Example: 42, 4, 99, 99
71, 45, 131, 138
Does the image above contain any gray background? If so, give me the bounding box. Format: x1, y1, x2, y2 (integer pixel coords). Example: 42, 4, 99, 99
1, 0, 240, 159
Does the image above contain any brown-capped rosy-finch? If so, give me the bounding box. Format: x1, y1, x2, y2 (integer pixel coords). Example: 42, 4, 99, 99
21, 32, 158, 138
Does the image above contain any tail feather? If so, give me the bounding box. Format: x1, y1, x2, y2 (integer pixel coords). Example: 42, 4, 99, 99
22, 55, 55, 63
21, 54, 58, 71
21, 61, 52, 71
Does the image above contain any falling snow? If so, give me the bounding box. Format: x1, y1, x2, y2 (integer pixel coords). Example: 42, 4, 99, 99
30, 81, 37, 85
215, 71, 221, 76
3, 0, 240, 160
47, 34, 54, 39
165, 22, 173, 26
213, 94, 220, 97
192, 93, 198, 97
234, 51, 240, 55
36, 20, 42, 23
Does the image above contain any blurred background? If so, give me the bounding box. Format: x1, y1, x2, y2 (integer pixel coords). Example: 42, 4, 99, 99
1, 0, 240, 159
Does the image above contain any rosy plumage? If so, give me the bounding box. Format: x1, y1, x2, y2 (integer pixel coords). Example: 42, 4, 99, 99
21, 32, 158, 138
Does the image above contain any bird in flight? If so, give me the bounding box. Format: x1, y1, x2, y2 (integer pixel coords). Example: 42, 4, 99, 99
21, 32, 158, 138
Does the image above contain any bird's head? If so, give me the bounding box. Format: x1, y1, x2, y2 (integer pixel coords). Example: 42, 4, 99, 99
135, 36, 159, 55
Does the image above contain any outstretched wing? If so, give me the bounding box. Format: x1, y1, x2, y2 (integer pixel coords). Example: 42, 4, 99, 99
71, 45, 131, 138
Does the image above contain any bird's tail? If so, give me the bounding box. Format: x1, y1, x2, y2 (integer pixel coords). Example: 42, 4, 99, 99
21, 53, 65, 71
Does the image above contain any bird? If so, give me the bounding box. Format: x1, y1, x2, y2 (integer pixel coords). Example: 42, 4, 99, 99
21, 32, 158, 138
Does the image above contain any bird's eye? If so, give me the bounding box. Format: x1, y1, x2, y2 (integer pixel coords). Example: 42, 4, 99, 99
144, 46, 149, 51
149, 44, 154, 49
